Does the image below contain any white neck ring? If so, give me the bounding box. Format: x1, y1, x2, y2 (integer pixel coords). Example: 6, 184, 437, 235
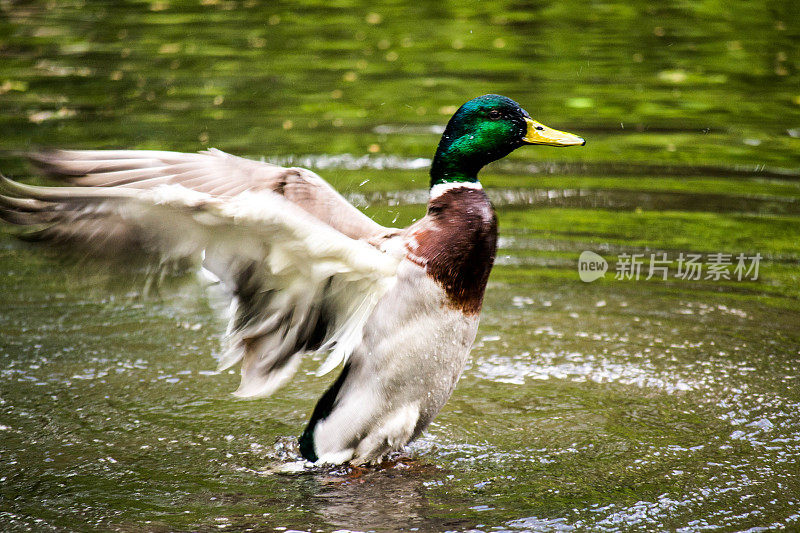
429, 181, 483, 200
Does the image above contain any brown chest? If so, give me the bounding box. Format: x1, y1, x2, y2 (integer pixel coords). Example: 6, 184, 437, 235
405, 187, 498, 315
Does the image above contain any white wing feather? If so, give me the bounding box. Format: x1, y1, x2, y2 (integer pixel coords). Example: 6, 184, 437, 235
0, 177, 400, 397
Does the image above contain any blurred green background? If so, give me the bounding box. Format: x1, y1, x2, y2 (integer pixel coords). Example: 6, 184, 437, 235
1, 1, 799, 531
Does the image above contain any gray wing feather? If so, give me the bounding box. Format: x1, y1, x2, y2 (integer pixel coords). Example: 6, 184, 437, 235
29, 148, 386, 240
0, 176, 399, 398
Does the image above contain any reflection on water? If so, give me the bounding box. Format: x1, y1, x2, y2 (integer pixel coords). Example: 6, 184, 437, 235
311, 463, 452, 532
353, 186, 800, 215
1, 0, 799, 531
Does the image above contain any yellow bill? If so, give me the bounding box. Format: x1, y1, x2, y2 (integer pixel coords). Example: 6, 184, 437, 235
523, 117, 585, 146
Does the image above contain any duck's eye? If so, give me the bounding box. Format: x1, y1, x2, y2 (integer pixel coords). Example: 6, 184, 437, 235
536, 125, 544, 131
488, 110, 502, 120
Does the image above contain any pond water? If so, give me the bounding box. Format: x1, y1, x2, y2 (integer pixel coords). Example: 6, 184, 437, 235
1, 1, 799, 531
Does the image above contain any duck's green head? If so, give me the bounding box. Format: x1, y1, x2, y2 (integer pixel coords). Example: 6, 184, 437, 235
430, 94, 584, 187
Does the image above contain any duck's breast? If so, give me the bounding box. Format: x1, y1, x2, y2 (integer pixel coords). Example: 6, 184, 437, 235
361, 258, 481, 418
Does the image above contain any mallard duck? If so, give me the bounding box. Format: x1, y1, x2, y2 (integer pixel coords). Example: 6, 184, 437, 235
0, 94, 583, 465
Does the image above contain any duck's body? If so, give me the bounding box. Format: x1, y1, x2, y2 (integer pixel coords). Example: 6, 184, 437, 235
0, 95, 583, 464
302, 185, 497, 463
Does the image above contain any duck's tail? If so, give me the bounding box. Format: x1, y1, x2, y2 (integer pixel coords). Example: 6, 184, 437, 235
298, 362, 353, 462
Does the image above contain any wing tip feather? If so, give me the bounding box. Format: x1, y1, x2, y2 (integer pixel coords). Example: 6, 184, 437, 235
232, 356, 302, 399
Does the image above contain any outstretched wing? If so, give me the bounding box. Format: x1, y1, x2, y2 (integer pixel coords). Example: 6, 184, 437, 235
0, 177, 401, 398
30, 148, 386, 240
